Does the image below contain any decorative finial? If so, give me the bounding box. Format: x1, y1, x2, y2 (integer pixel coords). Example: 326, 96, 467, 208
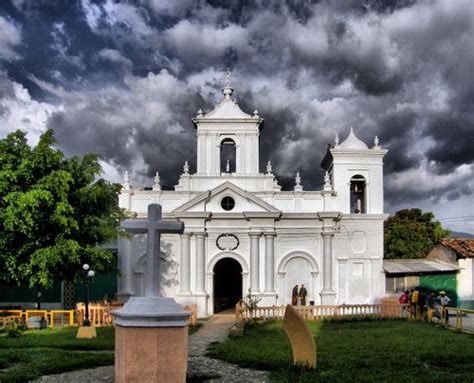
266, 160, 272, 174
323, 171, 332, 191
335, 133, 340, 147
123, 170, 130, 190
294, 171, 303, 191
222, 68, 233, 99
273, 176, 281, 191
225, 67, 231, 87
183, 161, 189, 175
153, 171, 161, 191
225, 160, 231, 173
350, 126, 354, 134
374, 135, 380, 149
253, 109, 259, 117
197, 109, 204, 117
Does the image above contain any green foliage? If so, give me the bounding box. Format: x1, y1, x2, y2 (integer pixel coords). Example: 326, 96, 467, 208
384, 208, 450, 259
208, 320, 474, 382
240, 288, 262, 317
4, 322, 21, 338
0, 130, 126, 288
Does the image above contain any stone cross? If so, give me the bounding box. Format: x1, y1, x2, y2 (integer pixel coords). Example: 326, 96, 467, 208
123, 204, 184, 297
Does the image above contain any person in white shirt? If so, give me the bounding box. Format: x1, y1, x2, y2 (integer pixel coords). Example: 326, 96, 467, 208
437, 291, 451, 322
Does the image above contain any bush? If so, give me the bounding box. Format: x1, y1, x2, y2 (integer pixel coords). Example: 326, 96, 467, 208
5, 321, 22, 338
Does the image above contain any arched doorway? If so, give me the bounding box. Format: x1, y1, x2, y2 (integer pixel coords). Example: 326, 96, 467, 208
213, 258, 242, 313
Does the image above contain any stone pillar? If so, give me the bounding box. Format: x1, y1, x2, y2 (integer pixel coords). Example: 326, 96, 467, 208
264, 232, 276, 293
117, 238, 134, 302
179, 233, 191, 294
249, 232, 261, 293
113, 297, 190, 383
195, 232, 207, 294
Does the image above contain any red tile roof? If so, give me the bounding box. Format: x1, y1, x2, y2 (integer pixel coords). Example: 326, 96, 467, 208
440, 238, 474, 258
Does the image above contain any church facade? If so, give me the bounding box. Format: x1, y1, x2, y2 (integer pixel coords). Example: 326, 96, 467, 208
117, 82, 388, 317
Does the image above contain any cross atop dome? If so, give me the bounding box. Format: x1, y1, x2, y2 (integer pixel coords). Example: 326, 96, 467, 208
225, 68, 232, 87
222, 68, 234, 99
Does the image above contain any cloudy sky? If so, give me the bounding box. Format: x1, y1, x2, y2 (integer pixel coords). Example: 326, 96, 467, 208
0, 0, 473, 233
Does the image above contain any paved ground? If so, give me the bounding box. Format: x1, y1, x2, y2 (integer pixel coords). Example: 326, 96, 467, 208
446, 312, 474, 333
32, 313, 269, 383
187, 313, 269, 382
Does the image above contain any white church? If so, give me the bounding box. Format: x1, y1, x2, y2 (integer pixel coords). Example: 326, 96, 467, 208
117, 80, 388, 317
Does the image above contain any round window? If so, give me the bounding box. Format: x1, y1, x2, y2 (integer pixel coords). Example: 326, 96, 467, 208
221, 196, 235, 211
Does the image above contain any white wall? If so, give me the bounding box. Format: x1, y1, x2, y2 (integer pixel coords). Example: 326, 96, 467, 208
458, 258, 474, 300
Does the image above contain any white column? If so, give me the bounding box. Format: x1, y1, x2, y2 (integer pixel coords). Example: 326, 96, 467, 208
236, 134, 242, 173
249, 232, 261, 293
195, 232, 207, 294
320, 232, 336, 304
216, 139, 221, 175
117, 238, 134, 301
264, 232, 276, 293
179, 233, 191, 294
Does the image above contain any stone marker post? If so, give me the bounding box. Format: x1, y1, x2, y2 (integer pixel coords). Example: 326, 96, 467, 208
112, 204, 190, 383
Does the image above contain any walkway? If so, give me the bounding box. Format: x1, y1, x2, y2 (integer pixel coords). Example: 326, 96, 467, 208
33, 313, 269, 383
187, 312, 269, 382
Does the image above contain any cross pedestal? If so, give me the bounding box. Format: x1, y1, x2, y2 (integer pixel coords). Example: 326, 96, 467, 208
111, 204, 190, 383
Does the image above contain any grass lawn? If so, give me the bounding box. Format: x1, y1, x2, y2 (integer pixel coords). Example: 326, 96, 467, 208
0, 327, 114, 383
0, 322, 203, 382
207, 319, 474, 383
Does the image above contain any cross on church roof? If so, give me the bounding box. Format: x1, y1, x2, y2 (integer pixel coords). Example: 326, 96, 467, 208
225, 68, 232, 87
123, 204, 184, 297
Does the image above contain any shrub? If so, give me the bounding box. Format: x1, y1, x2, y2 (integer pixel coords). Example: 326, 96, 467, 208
5, 321, 22, 338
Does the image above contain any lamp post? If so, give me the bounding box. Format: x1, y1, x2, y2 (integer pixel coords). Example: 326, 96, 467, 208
82, 264, 95, 327
36, 289, 42, 310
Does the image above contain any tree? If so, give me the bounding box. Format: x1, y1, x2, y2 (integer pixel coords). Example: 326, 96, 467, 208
0, 129, 125, 288
384, 208, 450, 259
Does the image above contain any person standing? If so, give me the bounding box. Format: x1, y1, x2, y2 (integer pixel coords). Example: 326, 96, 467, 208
399, 290, 409, 305
299, 284, 308, 306
418, 287, 427, 321
438, 291, 451, 323
291, 285, 299, 305
411, 287, 419, 318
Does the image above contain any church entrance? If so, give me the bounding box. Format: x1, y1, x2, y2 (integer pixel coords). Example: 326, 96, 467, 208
213, 258, 242, 313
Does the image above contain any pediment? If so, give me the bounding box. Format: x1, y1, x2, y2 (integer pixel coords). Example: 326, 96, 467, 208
172, 181, 280, 214
204, 97, 251, 119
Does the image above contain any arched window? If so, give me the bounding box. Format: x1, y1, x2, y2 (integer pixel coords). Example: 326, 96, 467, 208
220, 138, 236, 173
350, 175, 366, 214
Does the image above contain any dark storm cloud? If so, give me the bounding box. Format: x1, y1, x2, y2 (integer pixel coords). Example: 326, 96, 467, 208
0, 0, 472, 213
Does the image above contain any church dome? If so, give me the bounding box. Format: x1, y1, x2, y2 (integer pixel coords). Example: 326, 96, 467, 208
339, 127, 369, 150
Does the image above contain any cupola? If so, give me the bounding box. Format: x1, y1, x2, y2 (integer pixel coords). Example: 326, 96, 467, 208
339, 127, 369, 150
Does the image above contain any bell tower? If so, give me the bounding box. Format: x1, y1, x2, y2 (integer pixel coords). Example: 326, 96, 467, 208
321, 127, 388, 214
192, 71, 263, 176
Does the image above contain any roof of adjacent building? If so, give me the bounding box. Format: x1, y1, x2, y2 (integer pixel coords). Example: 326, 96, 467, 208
439, 238, 474, 258
383, 259, 460, 275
